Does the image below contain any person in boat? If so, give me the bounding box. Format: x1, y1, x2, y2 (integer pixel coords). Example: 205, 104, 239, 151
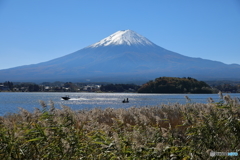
122, 98, 129, 103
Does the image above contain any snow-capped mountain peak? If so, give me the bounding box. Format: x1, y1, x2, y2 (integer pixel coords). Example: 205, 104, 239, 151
88, 30, 156, 48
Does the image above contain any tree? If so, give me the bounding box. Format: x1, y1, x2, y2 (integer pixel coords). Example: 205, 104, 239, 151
4, 81, 13, 90
28, 84, 40, 92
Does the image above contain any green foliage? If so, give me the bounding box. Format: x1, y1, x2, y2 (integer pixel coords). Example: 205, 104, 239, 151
138, 77, 213, 93
203, 80, 240, 93
1, 97, 240, 159
215, 84, 240, 93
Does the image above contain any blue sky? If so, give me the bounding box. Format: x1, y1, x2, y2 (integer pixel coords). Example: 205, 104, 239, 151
0, 0, 240, 69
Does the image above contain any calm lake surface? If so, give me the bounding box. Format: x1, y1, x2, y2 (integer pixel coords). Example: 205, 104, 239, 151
1, 92, 240, 116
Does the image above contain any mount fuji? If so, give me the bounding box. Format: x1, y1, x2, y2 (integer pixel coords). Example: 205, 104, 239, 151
0, 30, 240, 83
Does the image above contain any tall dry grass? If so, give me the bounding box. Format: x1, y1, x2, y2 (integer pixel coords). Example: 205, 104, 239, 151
0, 96, 240, 159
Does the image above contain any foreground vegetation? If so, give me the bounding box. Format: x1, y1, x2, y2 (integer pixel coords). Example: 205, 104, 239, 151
1, 96, 240, 159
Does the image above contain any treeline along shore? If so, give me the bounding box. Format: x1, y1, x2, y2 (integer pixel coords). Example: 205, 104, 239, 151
1, 77, 240, 93
0, 95, 240, 159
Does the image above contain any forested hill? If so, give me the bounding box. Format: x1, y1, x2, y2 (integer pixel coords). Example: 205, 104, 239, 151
138, 77, 213, 93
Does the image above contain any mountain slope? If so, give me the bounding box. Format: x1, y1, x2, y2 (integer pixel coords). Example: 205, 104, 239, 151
0, 30, 240, 82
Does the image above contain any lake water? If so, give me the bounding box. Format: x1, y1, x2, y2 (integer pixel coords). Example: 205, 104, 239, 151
1, 92, 240, 116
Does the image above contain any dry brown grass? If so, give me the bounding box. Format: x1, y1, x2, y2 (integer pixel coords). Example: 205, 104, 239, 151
0, 97, 240, 159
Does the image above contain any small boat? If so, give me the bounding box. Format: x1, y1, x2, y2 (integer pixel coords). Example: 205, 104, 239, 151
122, 98, 129, 103
62, 95, 70, 100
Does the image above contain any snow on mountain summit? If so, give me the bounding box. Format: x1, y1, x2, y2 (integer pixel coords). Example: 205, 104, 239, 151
88, 30, 156, 48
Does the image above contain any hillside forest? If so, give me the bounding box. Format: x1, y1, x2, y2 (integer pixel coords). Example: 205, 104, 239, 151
138, 77, 213, 93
